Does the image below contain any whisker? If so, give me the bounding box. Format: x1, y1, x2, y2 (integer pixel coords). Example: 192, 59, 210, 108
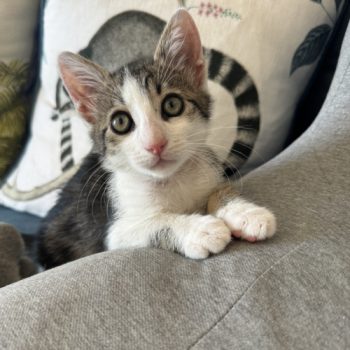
186, 145, 244, 194
186, 125, 259, 139
76, 160, 102, 216
86, 172, 107, 222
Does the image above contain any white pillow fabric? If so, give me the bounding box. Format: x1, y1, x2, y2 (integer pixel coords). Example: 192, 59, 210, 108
0, 0, 344, 216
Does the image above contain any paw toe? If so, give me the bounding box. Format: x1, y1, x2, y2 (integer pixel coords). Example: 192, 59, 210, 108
184, 216, 231, 259
185, 243, 210, 259
221, 205, 276, 242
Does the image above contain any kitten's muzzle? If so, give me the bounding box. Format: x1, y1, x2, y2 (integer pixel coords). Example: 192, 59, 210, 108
150, 158, 175, 169
144, 140, 168, 156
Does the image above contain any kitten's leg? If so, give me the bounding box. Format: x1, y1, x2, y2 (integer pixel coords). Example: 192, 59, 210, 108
207, 183, 277, 242
106, 213, 232, 259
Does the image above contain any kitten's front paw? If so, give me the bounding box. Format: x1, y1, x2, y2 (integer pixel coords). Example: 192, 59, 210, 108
217, 200, 276, 242
183, 216, 231, 259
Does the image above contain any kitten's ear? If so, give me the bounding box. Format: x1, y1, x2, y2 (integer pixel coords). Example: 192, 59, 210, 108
58, 52, 110, 123
154, 9, 206, 88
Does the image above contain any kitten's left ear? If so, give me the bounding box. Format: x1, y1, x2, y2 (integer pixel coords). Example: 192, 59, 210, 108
58, 52, 111, 124
154, 9, 206, 89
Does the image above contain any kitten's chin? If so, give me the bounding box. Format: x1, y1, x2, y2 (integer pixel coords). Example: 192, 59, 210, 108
135, 158, 187, 180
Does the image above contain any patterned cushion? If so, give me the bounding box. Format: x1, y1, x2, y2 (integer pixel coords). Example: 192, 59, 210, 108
0, 0, 345, 216
0, 0, 39, 178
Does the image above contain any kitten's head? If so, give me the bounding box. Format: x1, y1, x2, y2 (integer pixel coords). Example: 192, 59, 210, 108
59, 9, 211, 179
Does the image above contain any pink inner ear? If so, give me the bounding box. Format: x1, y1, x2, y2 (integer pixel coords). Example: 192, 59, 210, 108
154, 9, 206, 88
64, 74, 95, 123
60, 70, 96, 124
58, 53, 98, 124
171, 9, 205, 87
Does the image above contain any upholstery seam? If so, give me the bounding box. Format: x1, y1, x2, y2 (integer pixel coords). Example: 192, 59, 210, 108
187, 240, 308, 349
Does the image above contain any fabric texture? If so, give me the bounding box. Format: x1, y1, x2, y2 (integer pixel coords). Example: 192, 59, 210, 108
0, 17, 349, 350
0, 0, 39, 177
288, 0, 350, 144
0, 0, 345, 217
0, 205, 41, 235
0, 223, 37, 288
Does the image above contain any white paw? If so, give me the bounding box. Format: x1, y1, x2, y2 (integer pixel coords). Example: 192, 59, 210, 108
183, 215, 232, 259
217, 199, 276, 242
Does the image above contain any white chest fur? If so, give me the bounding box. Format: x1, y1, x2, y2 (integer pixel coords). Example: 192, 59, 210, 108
114, 158, 220, 215
105, 158, 222, 250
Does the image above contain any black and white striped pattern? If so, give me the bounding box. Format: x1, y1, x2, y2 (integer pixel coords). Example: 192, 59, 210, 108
206, 48, 260, 176
52, 79, 75, 172
60, 115, 74, 172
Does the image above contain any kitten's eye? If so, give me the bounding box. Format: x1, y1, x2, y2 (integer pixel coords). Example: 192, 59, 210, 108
162, 94, 184, 118
110, 112, 134, 135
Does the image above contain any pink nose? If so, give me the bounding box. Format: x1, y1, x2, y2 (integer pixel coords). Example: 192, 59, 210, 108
145, 140, 167, 156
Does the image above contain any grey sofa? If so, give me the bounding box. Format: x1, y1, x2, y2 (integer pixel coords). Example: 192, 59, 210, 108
1, 9, 350, 350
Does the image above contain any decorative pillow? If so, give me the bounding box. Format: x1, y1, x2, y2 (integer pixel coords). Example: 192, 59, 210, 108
0, 0, 345, 217
0, 0, 40, 178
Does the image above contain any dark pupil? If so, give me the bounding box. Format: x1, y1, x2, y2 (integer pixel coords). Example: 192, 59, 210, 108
167, 98, 178, 112
161, 94, 183, 119
117, 116, 126, 127
112, 114, 130, 133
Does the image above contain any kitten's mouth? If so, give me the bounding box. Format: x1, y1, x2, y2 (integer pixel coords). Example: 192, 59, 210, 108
150, 157, 175, 169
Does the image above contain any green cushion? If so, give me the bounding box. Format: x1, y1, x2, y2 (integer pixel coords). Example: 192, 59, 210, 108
0, 61, 32, 176
0, 0, 40, 177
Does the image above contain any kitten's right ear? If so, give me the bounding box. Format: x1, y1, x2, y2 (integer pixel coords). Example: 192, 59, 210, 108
154, 9, 206, 89
58, 52, 110, 124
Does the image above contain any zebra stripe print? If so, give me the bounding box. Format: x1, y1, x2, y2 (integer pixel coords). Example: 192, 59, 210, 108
52, 79, 75, 172
60, 116, 74, 172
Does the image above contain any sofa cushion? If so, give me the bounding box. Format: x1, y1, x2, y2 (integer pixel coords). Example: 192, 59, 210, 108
0, 0, 346, 216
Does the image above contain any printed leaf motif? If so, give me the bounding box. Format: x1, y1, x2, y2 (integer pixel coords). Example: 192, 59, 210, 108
0, 60, 30, 176
0, 60, 30, 113
0, 61, 29, 87
290, 24, 331, 75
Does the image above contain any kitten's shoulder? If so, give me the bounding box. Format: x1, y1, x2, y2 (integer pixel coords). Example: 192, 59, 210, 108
38, 153, 112, 268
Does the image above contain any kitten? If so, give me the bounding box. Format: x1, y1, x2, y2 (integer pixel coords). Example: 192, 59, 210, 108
38, 9, 276, 269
